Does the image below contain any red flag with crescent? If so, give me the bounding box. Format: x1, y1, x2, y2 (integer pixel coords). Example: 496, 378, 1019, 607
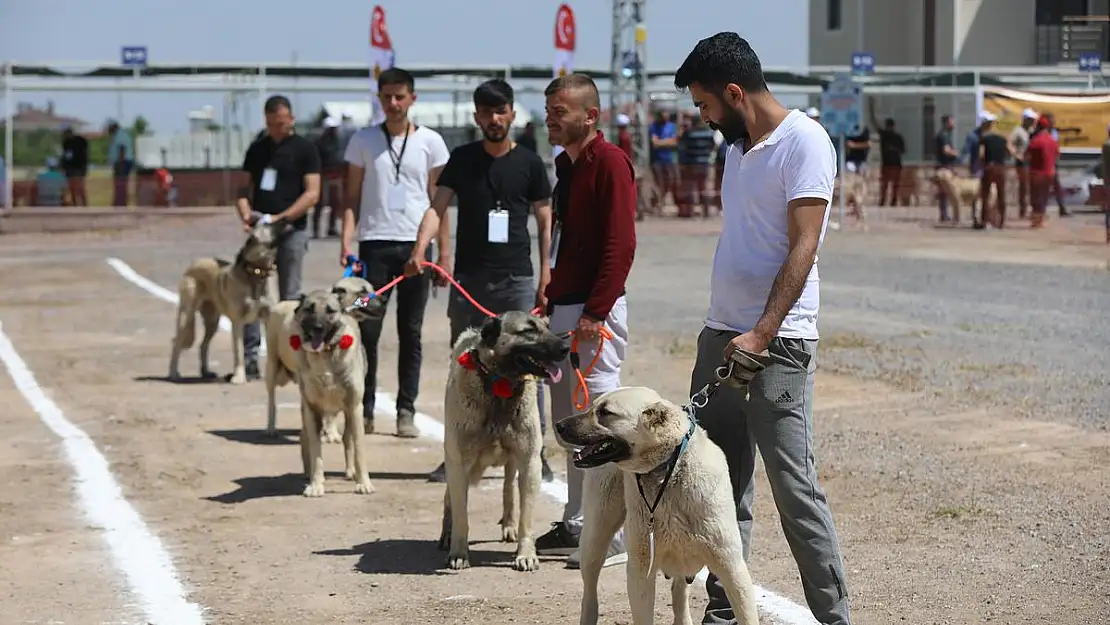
554, 4, 576, 52
371, 6, 392, 51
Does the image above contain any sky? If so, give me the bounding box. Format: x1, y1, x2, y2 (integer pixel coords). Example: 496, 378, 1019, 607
0, 0, 809, 134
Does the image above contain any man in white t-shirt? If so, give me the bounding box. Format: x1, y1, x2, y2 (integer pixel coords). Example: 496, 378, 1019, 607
675, 33, 852, 625
341, 67, 451, 439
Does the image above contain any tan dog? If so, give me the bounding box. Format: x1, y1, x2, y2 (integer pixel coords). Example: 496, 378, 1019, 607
556, 387, 759, 625
261, 277, 383, 439
439, 311, 569, 572
934, 170, 997, 223
168, 222, 282, 384
291, 282, 384, 497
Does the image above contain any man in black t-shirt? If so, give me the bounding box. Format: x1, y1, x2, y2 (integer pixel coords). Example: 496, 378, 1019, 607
236, 94, 322, 379
403, 79, 556, 484
867, 103, 905, 207
60, 126, 89, 206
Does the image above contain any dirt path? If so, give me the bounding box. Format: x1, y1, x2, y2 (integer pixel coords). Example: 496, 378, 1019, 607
0, 222, 1106, 624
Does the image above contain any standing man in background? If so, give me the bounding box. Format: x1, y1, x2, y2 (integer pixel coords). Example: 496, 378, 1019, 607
1009, 108, 1038, 219
515, 121, 539, 153
237, 94, 322, 380
60, 126, 89, 206
1045, 113, 1070, 217
933, 114, 961, 224
106, 121, 134, 207
402, 79, 557, 483
614, 114, 634, 160
868, 100, 904, 207
677, 110, 717, 218
341, 67, 451, 439
313, 117, 345, 238
1025, 115, 1059, 229
977, 116, 1011, 228
534, 73, 636, 570
649, 110, 679, 214
675, 31, 853, 625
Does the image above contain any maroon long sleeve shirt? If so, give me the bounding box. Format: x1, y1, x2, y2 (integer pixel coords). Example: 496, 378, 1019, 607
545, 132, 637, 320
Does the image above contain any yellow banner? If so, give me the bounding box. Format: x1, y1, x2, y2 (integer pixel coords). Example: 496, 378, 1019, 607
980, 86, 1110, 152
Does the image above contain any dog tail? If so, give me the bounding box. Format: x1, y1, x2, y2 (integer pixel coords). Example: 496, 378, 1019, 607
176, 274, 199, 349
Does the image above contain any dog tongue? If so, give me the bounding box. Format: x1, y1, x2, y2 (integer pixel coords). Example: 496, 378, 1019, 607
310, 338, 325, 351
546, 364, 563, 383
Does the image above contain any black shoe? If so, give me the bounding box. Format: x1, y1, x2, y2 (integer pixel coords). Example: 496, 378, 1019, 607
535, 522, 579, 556
540, 449, 555, 483
428, 462, 447, 483
245, 360, 261, 381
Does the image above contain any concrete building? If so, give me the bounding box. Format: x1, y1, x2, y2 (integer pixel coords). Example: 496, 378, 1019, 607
808, 0, 1110, 161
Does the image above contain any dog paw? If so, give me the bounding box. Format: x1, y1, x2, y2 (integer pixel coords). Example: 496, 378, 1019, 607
501, 525, 518, 543
354, 480, 374, 495
512, 553, 540, 572
446, 553, 470, 570
167, 371, 181, 381
302, 481, 325, 497
228, 372, 247, 385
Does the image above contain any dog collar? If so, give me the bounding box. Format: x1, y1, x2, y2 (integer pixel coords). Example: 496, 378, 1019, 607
457, 349, 515, 399
634, 413, 698, 527
289, 334, 355, 352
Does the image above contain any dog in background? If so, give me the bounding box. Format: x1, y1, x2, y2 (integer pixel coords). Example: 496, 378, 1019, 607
557, 387, 760, 625
168, 222, 283, 384
439, 311, 568, 572
292, 281, 384, 497
261, 276, 382, 439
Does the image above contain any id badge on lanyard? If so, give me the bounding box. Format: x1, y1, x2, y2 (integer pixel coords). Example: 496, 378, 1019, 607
382, 123, 411, 212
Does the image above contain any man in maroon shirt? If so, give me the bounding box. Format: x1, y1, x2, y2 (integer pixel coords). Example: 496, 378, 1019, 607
1025, 115, 1059, 229
534, 73, 637, 570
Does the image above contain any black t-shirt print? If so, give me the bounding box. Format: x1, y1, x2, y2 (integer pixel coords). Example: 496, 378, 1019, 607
242, 133, 322, 231
437, 141, 552, 276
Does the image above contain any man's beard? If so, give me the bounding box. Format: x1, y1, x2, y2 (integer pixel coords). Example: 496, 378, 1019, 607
707, 106, 747, 146
480, 125, 509, 143
559, 120, 588, 145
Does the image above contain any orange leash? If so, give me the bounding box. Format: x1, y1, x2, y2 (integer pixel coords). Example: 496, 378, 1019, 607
366, 259, 607, 410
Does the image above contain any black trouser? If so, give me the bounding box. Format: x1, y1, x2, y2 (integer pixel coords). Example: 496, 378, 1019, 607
358, 240, 432, 417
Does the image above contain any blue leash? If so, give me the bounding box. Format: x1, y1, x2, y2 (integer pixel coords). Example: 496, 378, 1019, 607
342, 255, 368, 280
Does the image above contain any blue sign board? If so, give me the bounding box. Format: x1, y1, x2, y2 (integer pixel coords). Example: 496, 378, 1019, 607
121, 46, 148, 68
850, 51, 875, 74
820, 72, 863, 137
1078, 52, 1101, 72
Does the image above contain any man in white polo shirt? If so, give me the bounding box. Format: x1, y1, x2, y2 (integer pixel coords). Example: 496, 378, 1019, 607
341, 67, 451, 439
675, 33, 852, 625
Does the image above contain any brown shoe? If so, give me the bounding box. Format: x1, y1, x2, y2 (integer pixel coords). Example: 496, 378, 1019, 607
364, 417, 375, 435
396, 408, 419, 438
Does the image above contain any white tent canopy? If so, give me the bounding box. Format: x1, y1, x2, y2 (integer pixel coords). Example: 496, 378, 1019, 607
322, 100, 534, 129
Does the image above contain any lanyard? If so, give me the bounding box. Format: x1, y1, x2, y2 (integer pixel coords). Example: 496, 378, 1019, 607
380, 122, 411, 183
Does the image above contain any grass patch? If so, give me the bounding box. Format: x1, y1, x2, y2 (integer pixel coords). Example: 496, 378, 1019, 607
820, 332, 876, 350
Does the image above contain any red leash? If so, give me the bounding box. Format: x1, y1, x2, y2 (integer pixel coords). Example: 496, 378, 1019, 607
369, 260, 607, 410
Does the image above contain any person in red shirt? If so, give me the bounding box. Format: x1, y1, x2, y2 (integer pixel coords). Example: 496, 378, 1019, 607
1025, 116, 1060, 229
534, 73, 637, 570
614, 113, 634, 159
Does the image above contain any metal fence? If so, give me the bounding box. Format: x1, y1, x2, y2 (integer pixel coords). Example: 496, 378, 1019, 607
3, 61, 1108, 223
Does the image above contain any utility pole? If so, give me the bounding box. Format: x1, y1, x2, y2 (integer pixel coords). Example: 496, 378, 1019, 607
610, 0, 650, 176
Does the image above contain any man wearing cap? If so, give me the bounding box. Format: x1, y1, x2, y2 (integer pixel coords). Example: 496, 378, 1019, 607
313, 117, 345, 238
963, 112, 994, 228
1010, 108, 1038, 219
977, 115, 1012, 228
1025, 115, 1059, 229
933, 114, 962, 223
1045, 113, 1070, 217
614, 114, 633, 160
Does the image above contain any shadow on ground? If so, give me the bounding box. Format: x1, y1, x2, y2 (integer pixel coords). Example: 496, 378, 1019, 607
315, 538, 539, 575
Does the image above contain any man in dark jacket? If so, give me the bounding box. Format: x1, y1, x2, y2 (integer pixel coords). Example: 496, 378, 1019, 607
313, 117, 345, 237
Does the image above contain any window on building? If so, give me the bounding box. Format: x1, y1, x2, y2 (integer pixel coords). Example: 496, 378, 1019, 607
1035, 0, 1088, 25
827, 0, 842, 31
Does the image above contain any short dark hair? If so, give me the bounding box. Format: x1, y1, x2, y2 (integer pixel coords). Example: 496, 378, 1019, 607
544, 73, 600, 109
378, 67, 415, 93
474, 79, 514, 109
884, 117, 895, 127
264, 95, 292, 114
674, 32, 767, 94
940, 114, 952, 124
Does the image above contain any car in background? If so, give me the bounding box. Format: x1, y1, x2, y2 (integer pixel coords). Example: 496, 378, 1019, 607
1058, 162, 1104, 208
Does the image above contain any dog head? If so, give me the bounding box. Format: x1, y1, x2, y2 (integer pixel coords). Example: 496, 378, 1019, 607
330, 276, 385, 321
293, 285, 378, 353
472, 310, 569, 383
555, 386, 692, 473
234, 229, 279, 287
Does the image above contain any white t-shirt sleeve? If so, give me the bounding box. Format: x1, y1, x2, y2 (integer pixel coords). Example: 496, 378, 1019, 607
782, 124, 836, 203
343, 130, 366, 167
427, 132, 450, 170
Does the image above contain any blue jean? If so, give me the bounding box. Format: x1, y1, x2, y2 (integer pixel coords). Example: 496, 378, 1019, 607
243, 228, 308, 363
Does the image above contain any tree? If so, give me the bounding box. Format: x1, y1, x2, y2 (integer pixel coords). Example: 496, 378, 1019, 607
131, 115, 151, 136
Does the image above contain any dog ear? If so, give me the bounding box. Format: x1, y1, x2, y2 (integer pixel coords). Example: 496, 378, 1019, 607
480, 316, 502, 346
640, 401, 674, 430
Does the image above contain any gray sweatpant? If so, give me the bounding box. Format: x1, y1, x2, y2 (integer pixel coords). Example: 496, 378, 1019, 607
549, 297, 627, 537
690, 327, 851, 625
243, 228, 309, 362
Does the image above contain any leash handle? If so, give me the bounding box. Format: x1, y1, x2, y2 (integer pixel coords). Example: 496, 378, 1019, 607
342, 255, 367, 280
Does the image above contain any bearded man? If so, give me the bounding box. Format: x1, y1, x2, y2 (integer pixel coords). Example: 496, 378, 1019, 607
405, 78, 558, 483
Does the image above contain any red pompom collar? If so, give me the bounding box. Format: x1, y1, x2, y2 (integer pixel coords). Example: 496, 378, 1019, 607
457, 350, 514, 398
290, 334, 355, 352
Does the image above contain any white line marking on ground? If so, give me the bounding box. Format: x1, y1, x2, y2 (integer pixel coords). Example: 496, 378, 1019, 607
105, 257, 818, 625
0, 326, 207, 625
